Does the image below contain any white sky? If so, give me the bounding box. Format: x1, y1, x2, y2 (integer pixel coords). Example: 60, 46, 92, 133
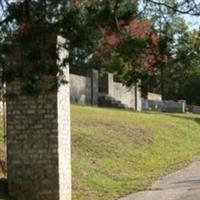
184, 15, 200, 30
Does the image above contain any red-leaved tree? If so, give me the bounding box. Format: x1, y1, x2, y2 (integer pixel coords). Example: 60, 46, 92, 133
96, 19, 168, 87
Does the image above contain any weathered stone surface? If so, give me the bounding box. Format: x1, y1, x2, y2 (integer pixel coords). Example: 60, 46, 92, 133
6, 36, 71, 200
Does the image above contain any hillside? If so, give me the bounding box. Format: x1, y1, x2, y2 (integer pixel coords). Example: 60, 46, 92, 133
1, 105, 200, 200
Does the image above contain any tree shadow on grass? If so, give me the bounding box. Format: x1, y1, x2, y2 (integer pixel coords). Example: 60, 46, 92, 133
166, 113, 200, 126
0, 178, 9, 200
141, 111, 200, 127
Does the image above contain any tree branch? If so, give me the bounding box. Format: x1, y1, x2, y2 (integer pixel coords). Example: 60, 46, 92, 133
0, 15, 13, 26
146, 0, 200, 16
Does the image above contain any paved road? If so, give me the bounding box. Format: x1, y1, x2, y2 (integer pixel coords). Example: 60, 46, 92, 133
119, 161, 200, 200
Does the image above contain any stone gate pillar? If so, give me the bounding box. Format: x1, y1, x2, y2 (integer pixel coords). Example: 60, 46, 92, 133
6, 36, 71, 200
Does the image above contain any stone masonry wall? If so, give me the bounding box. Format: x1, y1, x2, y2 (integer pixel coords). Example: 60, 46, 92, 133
6, 36, 71, 200
7, 82, 59, 200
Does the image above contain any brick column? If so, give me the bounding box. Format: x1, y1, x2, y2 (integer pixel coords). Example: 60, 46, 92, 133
87, 69, 99, 105
6, 36, 71, 200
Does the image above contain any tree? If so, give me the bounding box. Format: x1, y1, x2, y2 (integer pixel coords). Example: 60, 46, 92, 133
0, 1, 102, 93
141, 0, 189, 99
0, 0, 139, 88
164, 29, 200, 104
69, 0, 139, 75
95, 19, 167, 90
144, 0, 200, 16
0, 0, 199, 102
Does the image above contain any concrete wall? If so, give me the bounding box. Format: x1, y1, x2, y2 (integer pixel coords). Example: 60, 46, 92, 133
148, 93, 162, 101
142, 93, 187, 113
113, 82, 136, 109
162, 100, 186, 113
70, 71, 142, 111
148, 100, 164, 111
192, 105, 200, 114
136, 84, 142, 111
144, 93, 163, 111
142, 98, 149, 111
70, 74, 91, 105
144, 99, 186, 113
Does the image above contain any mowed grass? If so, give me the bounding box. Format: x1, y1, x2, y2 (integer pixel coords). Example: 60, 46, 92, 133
71, 105, 200, 200
1, 105, 200, 200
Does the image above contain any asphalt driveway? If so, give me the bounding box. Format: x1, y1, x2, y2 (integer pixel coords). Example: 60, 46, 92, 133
120, 161, 200, 200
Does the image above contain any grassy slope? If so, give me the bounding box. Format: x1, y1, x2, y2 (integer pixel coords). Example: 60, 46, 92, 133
1, 105, 200, 200
72, 105, 200, 200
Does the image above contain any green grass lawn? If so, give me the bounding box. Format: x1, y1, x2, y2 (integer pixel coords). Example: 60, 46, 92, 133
1, 105, 200, 200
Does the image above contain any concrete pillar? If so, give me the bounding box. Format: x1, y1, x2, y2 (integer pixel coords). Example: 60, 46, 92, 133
135, 81, 142, 111
87, 69, 99, 105
107, 73, 114, 97
99, 73, 114, 96
6, 36, 71, 200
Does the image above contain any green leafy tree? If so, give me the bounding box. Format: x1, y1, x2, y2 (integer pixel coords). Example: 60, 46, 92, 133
141, 0, 189, 99
0, 0, 139, 90
164, 29, 200, 104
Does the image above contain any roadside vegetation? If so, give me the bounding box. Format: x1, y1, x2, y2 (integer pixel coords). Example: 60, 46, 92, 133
1, 105, 200, 200
0, 117, 7, 200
